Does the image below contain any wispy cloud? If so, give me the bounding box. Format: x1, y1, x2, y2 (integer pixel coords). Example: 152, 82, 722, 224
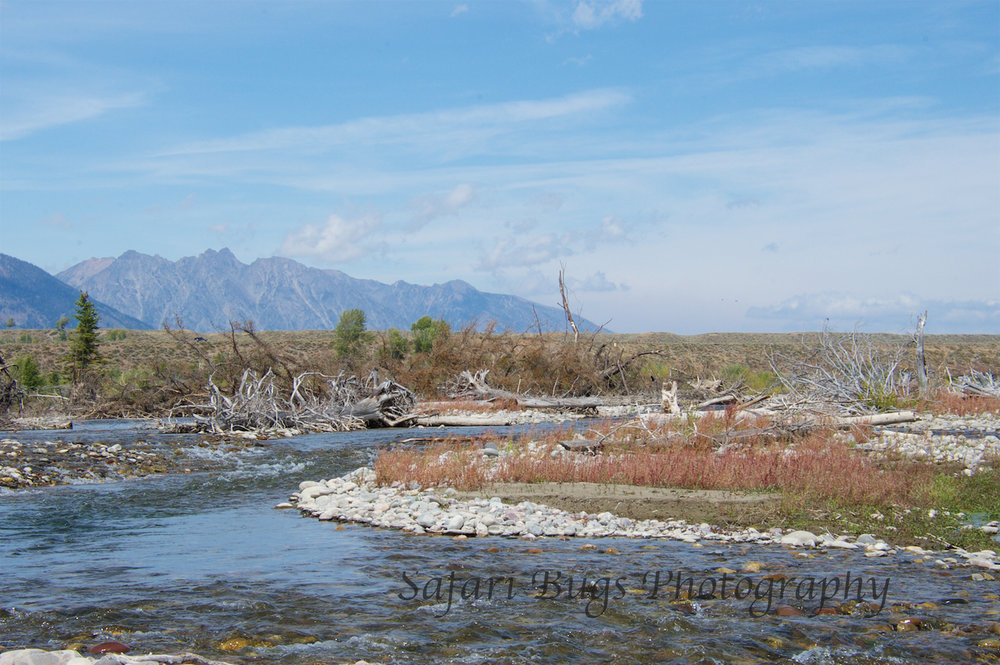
477, 234, 569, 271
572, 270, 626, 292
410, 183, 477, 227
750, 45, 911, 76
572, 0, 642, 30
40, 212, 72, 230
450, 4, 468, 17
563, 54, 594, 67
163, 89, 631, 157
0, 90, 146, 141
278, 213, 381, 264
476, 214, 633, 272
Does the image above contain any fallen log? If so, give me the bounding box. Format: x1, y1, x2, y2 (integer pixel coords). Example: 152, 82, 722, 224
445, 370, 606, 411
558, 439, 603, 454
415, 414, 519, 427
817, 411, 917, 428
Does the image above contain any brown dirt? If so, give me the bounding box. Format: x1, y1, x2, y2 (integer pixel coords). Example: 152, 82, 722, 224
453, 481, 783, 525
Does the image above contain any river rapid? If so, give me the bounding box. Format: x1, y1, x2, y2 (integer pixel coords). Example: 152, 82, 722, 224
1, 421, 998, 664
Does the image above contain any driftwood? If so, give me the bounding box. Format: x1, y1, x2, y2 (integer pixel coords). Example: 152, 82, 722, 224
415, 413, 520, 427
708, 410, 919, 448
558, 438, 603, 454
949, 370, 1000, 397
661, 381, 680, 414
445, 370, 606, 411
195, 369, 415, 433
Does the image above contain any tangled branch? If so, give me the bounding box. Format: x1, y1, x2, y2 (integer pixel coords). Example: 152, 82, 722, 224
197, 369, 415, 433
769, 328, 907, 414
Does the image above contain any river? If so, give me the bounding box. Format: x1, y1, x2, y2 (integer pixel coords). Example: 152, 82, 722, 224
1, 421, 997, 664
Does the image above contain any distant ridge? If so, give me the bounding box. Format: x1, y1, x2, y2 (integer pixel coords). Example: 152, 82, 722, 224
0, 254, 151, 330
55, 248, 599, 333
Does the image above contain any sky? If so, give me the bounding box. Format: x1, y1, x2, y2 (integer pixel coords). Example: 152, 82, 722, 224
1, 0, 998, 334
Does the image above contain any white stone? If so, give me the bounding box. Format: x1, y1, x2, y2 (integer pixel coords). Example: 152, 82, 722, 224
780, 530, 817, 547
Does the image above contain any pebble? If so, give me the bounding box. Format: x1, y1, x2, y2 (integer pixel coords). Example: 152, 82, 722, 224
287, 467, 992, 563
853, 413, 1000, 472
290, 466, 1000, 568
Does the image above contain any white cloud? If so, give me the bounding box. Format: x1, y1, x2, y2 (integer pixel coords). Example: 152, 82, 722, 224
573, 270, 626, 292
450, 4, 468, 17
410, 183, 477, 227
572, 0, 642, 30
278, 213, 381, 263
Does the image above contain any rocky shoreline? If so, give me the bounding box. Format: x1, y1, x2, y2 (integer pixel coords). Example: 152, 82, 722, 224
0, 650, 382, 665
283, 466, 1000, 571
0, 434, 263, 490
856, 412, 1000, 472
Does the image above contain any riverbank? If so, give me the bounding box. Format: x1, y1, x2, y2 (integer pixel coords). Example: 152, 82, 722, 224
0, 430, 264, 489
285, 466, 1000, 572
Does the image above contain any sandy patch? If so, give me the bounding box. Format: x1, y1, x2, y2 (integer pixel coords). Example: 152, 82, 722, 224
453, 482, 783, 524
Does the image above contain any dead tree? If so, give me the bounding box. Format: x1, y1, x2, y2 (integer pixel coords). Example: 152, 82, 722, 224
195, 369, 416, 433
949, 370, 1000, 397
0, 350, 24, 418
558, 265, 580, 344
769, 327, 907, 414
914, 310, 928, 399
444, 369, 605, 410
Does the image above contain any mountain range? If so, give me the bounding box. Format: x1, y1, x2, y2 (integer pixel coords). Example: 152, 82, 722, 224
7, 248, 591, 333
0, 254, 150, 330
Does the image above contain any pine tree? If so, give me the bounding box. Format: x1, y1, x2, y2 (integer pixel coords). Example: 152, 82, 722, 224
69, 291, 101, 381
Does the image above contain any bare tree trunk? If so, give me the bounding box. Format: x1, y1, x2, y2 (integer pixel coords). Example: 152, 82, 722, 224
661, 380, 680, 414
915, 310, 928, 399
558, 266, 580, 344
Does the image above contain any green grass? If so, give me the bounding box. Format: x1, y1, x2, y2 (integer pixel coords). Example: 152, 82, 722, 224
777, 466, 1000, 549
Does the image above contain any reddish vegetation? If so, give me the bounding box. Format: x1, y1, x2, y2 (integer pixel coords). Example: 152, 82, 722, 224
374, 421, 937, 507
922, 392, 1000, 416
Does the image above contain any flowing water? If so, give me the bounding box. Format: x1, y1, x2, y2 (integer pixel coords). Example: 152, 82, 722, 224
1, 421, 998, 664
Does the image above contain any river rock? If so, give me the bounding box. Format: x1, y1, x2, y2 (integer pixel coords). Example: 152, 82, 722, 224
779, 530, 817, 547
0, 651, 91, 665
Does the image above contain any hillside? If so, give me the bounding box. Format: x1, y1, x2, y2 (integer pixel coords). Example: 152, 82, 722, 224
0, 254, 151, 330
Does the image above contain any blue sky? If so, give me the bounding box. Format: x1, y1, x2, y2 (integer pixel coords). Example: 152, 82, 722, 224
1, 0, 998, 334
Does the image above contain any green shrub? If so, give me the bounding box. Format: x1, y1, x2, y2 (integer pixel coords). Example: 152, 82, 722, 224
411, 316, 450, 353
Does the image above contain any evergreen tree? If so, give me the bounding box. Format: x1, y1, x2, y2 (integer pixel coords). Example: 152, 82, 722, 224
16, 355, 42, 391
69, 291, 101, 380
